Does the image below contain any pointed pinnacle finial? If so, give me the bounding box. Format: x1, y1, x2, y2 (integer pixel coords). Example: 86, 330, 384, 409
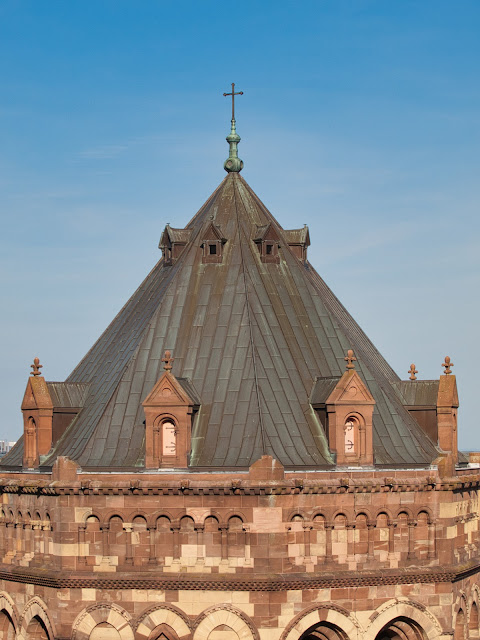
442, 356, 453, 375
162, 350, 174, 372
223, 83, 244, 173
344, 349, 356, 370
408, 363, 418, 381
30, 357, 43, 376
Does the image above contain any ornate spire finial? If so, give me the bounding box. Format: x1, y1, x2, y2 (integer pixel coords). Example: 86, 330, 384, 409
162, 350, 174, 372
442, 356, 453, 375
223, 83, 244, 173
30, 357, 43, 376
408, 364, 418, 381
344, 349, 356, 370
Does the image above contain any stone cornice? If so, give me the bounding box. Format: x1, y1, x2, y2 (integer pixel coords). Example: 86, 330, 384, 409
0, 562, 479, 591
0, 476, 479, 496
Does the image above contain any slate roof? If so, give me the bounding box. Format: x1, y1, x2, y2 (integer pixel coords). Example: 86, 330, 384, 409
2, 173, 440, 470
393, 381, 439, 407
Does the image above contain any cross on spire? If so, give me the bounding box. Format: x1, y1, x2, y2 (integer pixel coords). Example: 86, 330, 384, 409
223, 82, 243, 121
30, 357, 43, 376
442, 356, 454, 375
408, 363, 418, 381
162, 350, 174, 372
344, 349, 357, 370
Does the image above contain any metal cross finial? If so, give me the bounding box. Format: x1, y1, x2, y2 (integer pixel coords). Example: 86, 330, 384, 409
223, 83, 243, 121
344, 349, 357, 370
162, 350, 174, 372
30, 357, 43, 376
442, 356, 454, 375
408, 364, 418, 381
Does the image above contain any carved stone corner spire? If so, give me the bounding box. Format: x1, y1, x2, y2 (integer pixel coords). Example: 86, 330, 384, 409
30, 357, 43, 377
442, 356, 454, 375
162, 350, 174, 372
344, 349, 356, 371
408, 363, 418, 381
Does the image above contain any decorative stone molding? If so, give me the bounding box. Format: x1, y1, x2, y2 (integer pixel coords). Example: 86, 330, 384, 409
366, 598, 443, 640
135, 604, 191, 640
279, 604, 361, 640
17, 596, 56, 640
0, 591, 19, 631
193, 605, 259, 640
71, 603, 134, 640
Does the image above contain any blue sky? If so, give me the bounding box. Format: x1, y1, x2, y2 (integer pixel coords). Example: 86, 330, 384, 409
1, 1, 479, 449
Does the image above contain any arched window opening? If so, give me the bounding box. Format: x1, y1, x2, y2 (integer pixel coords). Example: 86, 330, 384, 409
455, 609, 465, 640
375, 616, 427, 640
162, 420, 177, 457
300, 621, 348, 640
108, 516, 126, 561
154, 516, 172, 566
227, 516, 245, 558
470, 602, 480, 639
132, 515, 149, 564
415, 511, 429, 560
25, 615, 50, 640
85, 516, 102, 565
148, 624, 180, 640
344, 416, 358, 454
395, 512, 409, 559
204, 516, 221, 560
375, 512, 390, 562
0, 610, 15, 640
311, 514, 326, 559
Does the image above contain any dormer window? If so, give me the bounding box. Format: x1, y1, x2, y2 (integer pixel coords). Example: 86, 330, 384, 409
253, 224, 280, 264
201, 222, 226, 264
283, 226, 310, 263
159, 225, 193, 266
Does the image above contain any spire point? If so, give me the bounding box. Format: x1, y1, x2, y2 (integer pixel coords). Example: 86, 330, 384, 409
223, 83, 244, 173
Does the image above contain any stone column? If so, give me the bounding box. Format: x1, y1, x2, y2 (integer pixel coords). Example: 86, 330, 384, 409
303, 525, 312, 561
43, 523, 51, 561
124, 524, 133, 565
428, 520, 436, 559
243, 525, 251, 565
346, 522, 355, 562
24, 522, 33, 557
220, 525, 228, 563
78, 525, 87, 565
367, 521, 375, 560
195, 525, 204, 565
101, 525, 109, 560
148, 525, 157, 564
172, 525, 180, 562
407, 519, 417, 560
388, 521, 397, 557
325, 523, 334, 564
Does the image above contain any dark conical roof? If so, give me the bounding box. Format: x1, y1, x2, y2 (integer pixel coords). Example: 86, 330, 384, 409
4, 173, 439, 470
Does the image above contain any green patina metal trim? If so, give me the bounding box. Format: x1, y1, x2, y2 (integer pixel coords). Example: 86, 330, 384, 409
224, 118, 243, 173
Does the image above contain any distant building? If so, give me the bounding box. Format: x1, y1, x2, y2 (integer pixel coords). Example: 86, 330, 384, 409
0, 97, 478, 640
0, 441, 16, 458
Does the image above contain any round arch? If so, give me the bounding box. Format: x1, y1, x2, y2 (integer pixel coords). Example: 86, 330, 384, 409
18, 597, 56, 640
193, 605, 259, 640
135, 604, 191, 640
366, 599, 443, 640
0, 592, 18, 640
279, 605, 360, 640
71, 603, 134, 640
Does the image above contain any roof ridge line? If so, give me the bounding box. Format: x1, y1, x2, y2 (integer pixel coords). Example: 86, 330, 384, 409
232, 177, 267, 457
